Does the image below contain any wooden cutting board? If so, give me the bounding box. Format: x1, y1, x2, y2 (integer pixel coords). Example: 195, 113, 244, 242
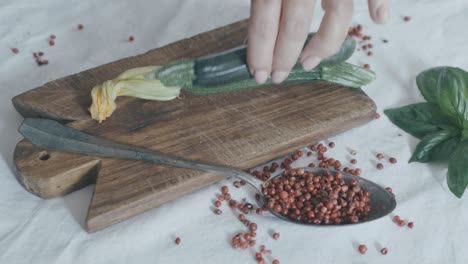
12, 20, 376, 233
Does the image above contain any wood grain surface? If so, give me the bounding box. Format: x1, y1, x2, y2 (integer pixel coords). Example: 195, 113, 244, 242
12, 20, 376, 232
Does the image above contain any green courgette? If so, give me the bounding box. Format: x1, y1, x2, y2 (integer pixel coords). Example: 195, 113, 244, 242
90, 32, 374, 122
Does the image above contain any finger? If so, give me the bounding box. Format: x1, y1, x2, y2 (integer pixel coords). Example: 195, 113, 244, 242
300, 0, 353, 71
271, 0, 316, 83
247, 0, 282, 84
368, 0, 389, 24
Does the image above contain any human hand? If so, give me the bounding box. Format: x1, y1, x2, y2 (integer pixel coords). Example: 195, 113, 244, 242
247, 0, 389, 84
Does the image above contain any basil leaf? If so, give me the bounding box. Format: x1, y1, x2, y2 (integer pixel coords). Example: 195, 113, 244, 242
447, 141, 468, 198
409, 129, 459, 163
384, 103, 454, 139
431, 136, 460, 161
435, 67, 468, 129
417, 67, 441, 104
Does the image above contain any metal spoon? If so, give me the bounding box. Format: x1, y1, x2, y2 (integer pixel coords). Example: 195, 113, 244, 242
19, 118, 396, 225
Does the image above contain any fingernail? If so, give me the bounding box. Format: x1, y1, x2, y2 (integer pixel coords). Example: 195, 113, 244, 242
376, 5, 389, 23
271, 71, 289, 84
302, 56, 321, 71
254, 70, 268, 84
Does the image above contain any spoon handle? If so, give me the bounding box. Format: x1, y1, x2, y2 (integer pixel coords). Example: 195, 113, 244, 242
19, 118, 264, 191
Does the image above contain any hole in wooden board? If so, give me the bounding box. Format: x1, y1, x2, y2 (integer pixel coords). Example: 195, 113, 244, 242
39, 152, 50, 161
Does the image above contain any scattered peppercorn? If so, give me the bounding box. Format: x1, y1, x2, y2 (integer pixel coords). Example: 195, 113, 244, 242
398, 220, 405, 227
383, 39, 389, 43
367, 51, 373, 56
377, 163, 384, 170
78, 24, 84, 30
249, 223, 257, 231
408, 222, 414, 229
389, 157, 397, 164
175, 237, 181, 245
214, 200, 222, 208
328, 142, 335, 148
272, 232, 280, 240
214, 209, 222, 215
393, 215, 400, 223
50, 34, 56, 40
385, 187, 393, 193
350, 159, 357, 164
129, 35, 135, 42
363, 64, 370, 69
376, 153, 384, 160
381, 247, 388, 255
11, 48, 19, 54
49, 40, 55, 46
358, 244, 367, 254
374, 113, 381, 119
403, 16, 411, 22
221, 186, 229, 194
272, 260, 280, 264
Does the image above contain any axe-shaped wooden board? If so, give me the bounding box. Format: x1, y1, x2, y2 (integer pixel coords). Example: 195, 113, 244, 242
12, 20, 376, 233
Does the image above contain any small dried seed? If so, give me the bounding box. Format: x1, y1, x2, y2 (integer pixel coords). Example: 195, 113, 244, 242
272, 232, 280, 240
381, 247, 388, 255
213, 209, 222, 215
175, 237, 181, 245
358, 244, 367, 254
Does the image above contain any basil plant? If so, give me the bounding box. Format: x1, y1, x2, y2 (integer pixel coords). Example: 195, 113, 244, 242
385, 67, 468, 198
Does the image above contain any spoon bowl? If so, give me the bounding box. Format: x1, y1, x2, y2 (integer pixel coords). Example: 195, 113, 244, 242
255, 167, 396, 226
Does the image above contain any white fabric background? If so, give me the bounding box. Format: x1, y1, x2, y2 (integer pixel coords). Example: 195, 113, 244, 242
1, 0, 467, 263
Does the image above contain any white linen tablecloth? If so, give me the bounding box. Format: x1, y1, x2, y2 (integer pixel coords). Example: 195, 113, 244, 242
1, 0, 467, 263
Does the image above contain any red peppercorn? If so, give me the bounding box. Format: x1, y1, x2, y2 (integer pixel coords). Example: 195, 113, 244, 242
307, 151, 312, 157
358, 244, 367, 254
272, 260, 280, 264
381, 247, 388, 255
376, 153, 384, 160
244, 233, 251, 240
175, 237, 181, 245
129, 35, 135, 42
218, 195, 225, 201
374, 113, 381, 119
49, 40, 55, 46
11, 48, 19, 54
214, 209, 222, 215
249, 240, 256, 246
240, 241, 248, 249
389, 157, 397, 164
238, 214, 245, 221
272, 232, 280, 240
249, 223, 258, 231
214, 200, 222, 208
78, 24, 84, 30
328, 142, 335, 148
221, 186, 229, 194
398, 220, 405, 227
403, 16, 411, 22
393, 215, 400, 223
350, 159, 357, 164
408, 222, 414, 229
50, 34, 56, 40
377, 163, 384, 170
308, 163, 315, 168
385, 187, 393, 193
367, 51, 373, 56
363, 64, 370, 69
